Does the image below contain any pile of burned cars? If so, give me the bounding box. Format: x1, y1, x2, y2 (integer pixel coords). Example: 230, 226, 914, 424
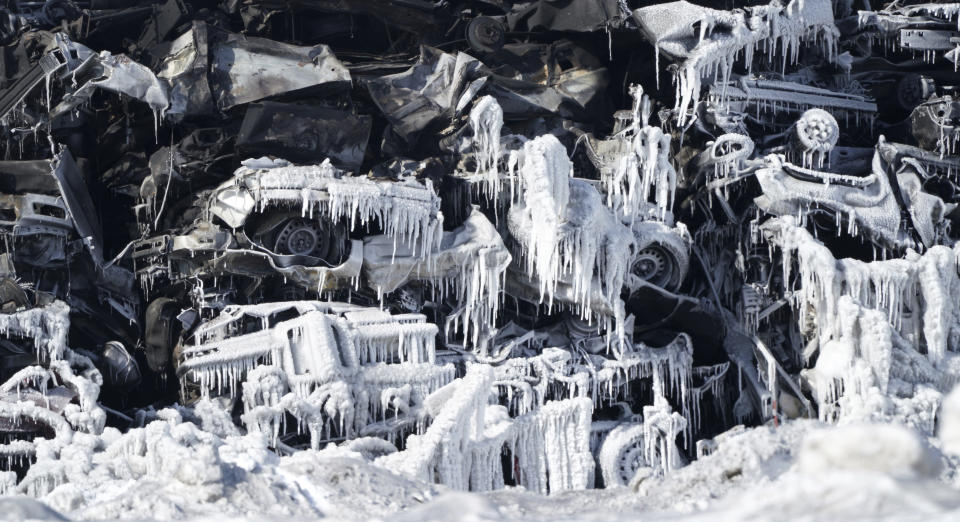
0, 0, 958, 496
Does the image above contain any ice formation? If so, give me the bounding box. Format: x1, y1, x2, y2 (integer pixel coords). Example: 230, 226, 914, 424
4, 0, 960, 518
178, 302, 455, 446
0, 301, 70, 361
603, 86, 677, 222
363, 208, 512, 347
212, 159, 444, 258
469, 96, 504, 202
507, 135, 636, 350
763, 216, 960, 426
638, 0, 840, 125
378, 365, 595, 494
0, 303, 105, 476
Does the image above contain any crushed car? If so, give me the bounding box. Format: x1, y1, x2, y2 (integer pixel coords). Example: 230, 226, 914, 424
0, 0, 958, 504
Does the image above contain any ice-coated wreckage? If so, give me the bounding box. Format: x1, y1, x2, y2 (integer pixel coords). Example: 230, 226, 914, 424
0, 0, 959, 517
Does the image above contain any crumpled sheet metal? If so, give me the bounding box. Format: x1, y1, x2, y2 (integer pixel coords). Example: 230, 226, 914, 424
50, 34, 169, 120
362, 208, 511, 295
157, 21, 352, 116
753, 141, 949, 249
237, 101, 371, 171
365, 46, 484, 143
506, 0, 623, 33
2, 0, 960, 503
209, 27, 351, 110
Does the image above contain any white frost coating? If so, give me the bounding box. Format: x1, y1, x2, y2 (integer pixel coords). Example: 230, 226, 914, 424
789, 108, 839, 169
377, 365, 492, 489
762, 218, 960, 426
753, 142, 946, 249
179, 301, 453, 446
507, 135, 636, 351
597, 422, 646, 486
764, 217, 960, 367
211, 159, 443, 258
642, 390, 688, 475
0, 300, 71, 360
378, 365, 595, 494
469, 96, 504, 202
647, 0, 839, 125
364, 209, 512, 347
706, 78, 877, 125
0, 301, 105, 472
604, 85, 677, 222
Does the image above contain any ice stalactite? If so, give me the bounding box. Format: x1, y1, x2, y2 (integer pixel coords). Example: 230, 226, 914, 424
803, 295, 894, 423
0, 400, 73, 460
789, 108, 838, 169
664, 0, 839, 125
284, 380, 357, 448
604, 85, 677, 223
469, 96, 503, 203
377, 209, 511, 349
361, 208, 510, 347
764, 217, 960, 367
240, 366, 288, 444
178, 337, 280, 400
376, 365, 493, 490
445, 235, 508, 347
0, 301, 71, 361
642, 381, 688, 475
377, 366, 595, 494
327, 176, 444, 259
223, 159, 444, 259
763, 218, 960, 426
507, 397, 595, 494
690, 362, 731, 433
512, 135, 570, 303
0, 301, 105, 474
352, 320, 438, 364
896, 4, 960, 29
704, 79, 877, 129
596, 334, 696, 442
360, 363, 456, 424
936, 119, 960, 158
507, 135, 636, 353
181, 302, 452, 446
707, 133, 755, 187
0, 472, 15, 495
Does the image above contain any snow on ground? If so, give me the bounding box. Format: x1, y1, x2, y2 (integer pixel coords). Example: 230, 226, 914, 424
6, 412, 959, 521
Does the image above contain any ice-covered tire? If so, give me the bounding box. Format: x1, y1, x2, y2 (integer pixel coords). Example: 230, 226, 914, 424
631, 222, 690, 292
598, 423, 647, 487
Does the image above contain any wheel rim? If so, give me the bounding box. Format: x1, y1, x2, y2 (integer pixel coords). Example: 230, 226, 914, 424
617, 443, 645, 484
467, 16, 505, 53
275, 218, 330, 259
633, 244, 675, 289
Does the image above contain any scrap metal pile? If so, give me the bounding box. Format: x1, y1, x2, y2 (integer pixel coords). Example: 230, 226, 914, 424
0, 0, 958, 499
